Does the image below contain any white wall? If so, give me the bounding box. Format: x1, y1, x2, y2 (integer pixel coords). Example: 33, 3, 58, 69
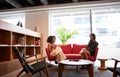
25, 11, 49, 56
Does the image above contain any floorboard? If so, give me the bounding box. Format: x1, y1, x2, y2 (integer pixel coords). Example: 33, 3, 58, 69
1, 60, 120, 77
1, 66, 120, 77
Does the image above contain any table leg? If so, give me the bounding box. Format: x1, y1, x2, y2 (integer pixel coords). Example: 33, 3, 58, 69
76, 66, 79, 72
98, 60, 107, 70
58, 63, 64, 77
87, 64, 93, 77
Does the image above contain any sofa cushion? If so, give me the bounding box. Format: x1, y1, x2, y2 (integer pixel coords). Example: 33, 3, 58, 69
72, 44, 87, 54
60, 44, 72, 54
65, 54, 81, 59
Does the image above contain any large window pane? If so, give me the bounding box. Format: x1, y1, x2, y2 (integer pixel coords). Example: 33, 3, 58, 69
49, 10, 90, 44
92, 9, 120, 58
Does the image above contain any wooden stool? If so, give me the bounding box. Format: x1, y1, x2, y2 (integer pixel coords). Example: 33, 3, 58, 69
98, 58, 108, 70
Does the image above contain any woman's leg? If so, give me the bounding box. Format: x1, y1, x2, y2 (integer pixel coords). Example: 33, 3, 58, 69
80, 48, 86, 59
81, 53, 85, 59
84, 50, 90, 60
50, 50, 60, 63
56, 46, 66, 61
56, 54, 60, 61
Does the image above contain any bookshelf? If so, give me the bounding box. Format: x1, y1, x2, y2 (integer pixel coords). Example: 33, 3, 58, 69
0, 20, 42, 76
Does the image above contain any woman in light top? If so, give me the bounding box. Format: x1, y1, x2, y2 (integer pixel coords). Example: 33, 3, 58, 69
80, 33, 98, 60
47, 36, 66, 64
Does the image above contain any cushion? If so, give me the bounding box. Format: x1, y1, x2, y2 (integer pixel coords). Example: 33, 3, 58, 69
72, 44, 87, 54
31, 61, 45, 74
108, 67, 120, 76
60, 44, 72, 54
26, 64, 34, 72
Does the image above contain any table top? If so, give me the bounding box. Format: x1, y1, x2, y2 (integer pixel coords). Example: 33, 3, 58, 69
59, 59, 93, 66
98, 58, 108, 61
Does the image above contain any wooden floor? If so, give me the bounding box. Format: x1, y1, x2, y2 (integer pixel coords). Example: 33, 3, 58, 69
2, 60, 120, 77
1, 66, 120, 77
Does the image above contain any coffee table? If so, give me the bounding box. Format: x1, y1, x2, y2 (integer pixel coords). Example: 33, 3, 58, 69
58, 59, 94, 77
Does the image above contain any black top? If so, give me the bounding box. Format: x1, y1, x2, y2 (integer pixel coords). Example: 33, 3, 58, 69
86, 40, 98, 56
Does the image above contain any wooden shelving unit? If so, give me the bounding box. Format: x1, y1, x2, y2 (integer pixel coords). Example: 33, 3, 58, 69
0, 20, 42, 76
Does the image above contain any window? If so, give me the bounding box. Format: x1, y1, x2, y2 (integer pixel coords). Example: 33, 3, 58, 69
49, 10, 90, 44
92, 9, 120, 58
49, 6, 120, 58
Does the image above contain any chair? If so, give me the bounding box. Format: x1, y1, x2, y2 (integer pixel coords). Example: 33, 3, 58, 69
45, 48, 56, 61
45, 47, 99, 62
13, 47, 50, 77
108, 58, 120, 77
88, 48, 99, 62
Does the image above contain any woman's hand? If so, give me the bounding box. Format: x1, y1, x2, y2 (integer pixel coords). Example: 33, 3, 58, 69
53, 44, 57, 49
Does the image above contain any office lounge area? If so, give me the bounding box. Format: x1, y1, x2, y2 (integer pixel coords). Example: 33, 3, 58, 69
0, 0, 120, 77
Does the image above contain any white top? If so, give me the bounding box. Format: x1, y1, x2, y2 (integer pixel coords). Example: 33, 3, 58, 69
59, 59, 93, 66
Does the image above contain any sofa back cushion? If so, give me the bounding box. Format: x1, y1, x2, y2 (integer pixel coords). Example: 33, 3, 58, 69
60, 44, 72, 54
72, 44, 87, 54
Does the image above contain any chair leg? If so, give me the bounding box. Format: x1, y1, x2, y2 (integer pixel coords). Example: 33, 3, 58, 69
26, 72, 32, 77
39, 72, 41, 77
45, 67, 50, 77
17, 69, 24, 77
113, 61, 118, 77
44, 60, 50, 77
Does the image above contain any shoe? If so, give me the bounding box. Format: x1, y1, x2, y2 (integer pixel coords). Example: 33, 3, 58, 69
55, 61, 58, 64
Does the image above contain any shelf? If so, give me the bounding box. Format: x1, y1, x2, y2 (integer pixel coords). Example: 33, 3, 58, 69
26, 35, 34, 45
25, 45, 35, 47
0, 44, 10, 47
35, 47, 41, 55
35, 38, 41, 46
25, 45, 40, 47
0, 20, 42, 76
0, 45, 40, 47
34, 46, 40, 47
0, 47, 11, 62
26, 47, 34, 56
0, 20, 41, 38
11, 45, 25, 47
12, 32, 25, 45
0, 29, 11, 45
12, 47, 25, 59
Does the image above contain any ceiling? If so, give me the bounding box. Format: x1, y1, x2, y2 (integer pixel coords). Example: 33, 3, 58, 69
0, 0, 100, 10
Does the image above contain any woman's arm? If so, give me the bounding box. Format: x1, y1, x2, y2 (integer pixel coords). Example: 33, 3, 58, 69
86, 40, 91, 49
47, 44, 54, 52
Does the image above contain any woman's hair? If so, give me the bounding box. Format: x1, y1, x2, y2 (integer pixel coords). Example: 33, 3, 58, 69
90, 33, 96, 40
47, 36, 56, 44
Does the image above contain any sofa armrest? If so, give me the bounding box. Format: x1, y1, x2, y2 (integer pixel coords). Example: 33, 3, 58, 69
88, 56, 95, 61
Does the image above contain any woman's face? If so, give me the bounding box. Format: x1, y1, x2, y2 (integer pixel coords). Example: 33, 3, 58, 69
89, 35, 94, 40
52, 37, 56, 43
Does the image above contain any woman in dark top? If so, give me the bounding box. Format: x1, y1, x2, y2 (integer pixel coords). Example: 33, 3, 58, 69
80, 33, 98, 60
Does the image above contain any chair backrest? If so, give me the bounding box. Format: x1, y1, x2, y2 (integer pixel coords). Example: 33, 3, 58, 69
13, 47, 33, 73
88, 47, 99, 61
94, 48, 99, 59
45, 48, 56, 61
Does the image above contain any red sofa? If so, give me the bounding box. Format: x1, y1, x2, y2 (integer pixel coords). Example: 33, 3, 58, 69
46, 44, 99, 62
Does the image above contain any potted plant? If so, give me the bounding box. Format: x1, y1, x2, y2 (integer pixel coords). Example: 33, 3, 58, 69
56, 26, 78, 44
